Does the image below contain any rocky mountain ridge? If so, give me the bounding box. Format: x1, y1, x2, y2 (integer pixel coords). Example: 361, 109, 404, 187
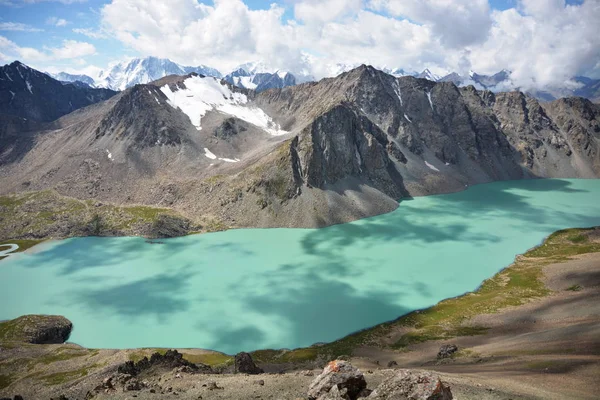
0, 63, 599, 233
0, 61, 116, 123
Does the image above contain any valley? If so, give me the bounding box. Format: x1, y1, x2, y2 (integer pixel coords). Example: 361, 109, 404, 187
1, 60, 599, 400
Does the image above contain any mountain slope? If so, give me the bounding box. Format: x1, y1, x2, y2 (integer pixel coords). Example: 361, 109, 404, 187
0, 64, 598, 232
0, 61, 116, 122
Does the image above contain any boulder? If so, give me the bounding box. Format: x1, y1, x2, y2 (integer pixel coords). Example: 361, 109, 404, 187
0, 315, 72, 344
234, 352, 263, 374
437, 345, 458, 359
308, 360, 367, 400
368, 370, 452, 399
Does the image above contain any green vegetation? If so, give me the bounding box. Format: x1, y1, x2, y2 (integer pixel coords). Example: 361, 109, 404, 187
0, 374, 14, 390
0, 189, 198, 242
127, 349, 233, 367
39, 365, 96, 385
566, 284, 583, 292
0, 239, 45, 260
181, 352, 233, 367
37, 349, 88, 365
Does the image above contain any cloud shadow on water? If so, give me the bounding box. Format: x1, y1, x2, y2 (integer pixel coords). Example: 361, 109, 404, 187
68, 270, 194, 320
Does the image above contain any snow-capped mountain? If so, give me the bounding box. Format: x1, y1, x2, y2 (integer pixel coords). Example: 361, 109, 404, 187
439, 70, 513, 91
224, 62, 313, 93
50, 72, 96, 87
416, 68, 442, 81
95, 57, 221, 91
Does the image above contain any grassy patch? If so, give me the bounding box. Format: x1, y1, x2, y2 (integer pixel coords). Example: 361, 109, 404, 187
452, 348, 481, 359
37, 349, 88, 365
0, 374, 14, 390
39, 365, 95, 385
0, 189, 196, 241
127, 348, 168, 363
181, 352, 233, 367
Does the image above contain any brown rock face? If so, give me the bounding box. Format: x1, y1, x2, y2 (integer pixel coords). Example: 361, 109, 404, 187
307, 360, 367, 400
368, 369, 452, 400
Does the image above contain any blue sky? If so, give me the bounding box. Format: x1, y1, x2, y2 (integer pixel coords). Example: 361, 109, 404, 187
0, 0, 597, 87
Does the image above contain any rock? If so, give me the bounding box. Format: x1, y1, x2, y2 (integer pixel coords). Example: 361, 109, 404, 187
254, 379, 265, 386
234, 352, 263, 374
149, 214, 191, 238
367, 369, 452, 399
437, 345, 458, 359
0, 315, 72, 344
307, 360, 367, 400
206, 381, 223, 391
319, 385, 349, 400
117, 349, 211, 376
124, 378, 144, 391
387, 361, 398, 368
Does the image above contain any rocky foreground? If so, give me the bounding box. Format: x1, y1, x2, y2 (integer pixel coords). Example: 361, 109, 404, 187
1, 227, 599, 399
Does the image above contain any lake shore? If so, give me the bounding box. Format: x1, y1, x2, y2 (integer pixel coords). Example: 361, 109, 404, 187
1, 226, 599, 399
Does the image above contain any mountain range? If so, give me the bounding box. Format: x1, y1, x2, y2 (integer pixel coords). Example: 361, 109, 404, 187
49, 57, 600, 102
1, 61, 598, 234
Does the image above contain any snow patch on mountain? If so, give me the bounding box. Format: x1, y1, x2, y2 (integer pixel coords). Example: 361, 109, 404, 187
425, 161, 439, 172
160, 75, 288, 136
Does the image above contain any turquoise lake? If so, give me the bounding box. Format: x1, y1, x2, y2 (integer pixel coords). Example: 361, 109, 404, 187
1, 179, 600, 354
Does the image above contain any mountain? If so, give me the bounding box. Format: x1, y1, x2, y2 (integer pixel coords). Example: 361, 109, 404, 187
415, 68, 441, 81
92, 57, 221, 91
0, 61, 116, 122
1, 64, 598, 232
51, 72, 96, 88
439, 70, 512, 90
224, 62, 312, 93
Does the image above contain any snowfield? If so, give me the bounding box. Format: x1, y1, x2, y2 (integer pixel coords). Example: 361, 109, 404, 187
160, 75, 287, 136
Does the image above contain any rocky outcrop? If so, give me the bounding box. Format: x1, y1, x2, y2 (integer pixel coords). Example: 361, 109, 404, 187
117, 350, 211, 376
368, 370, 453, 400
308, 360, 367, 400
234, 352, 263, 374
437, 345, 458, 359
295, 104, 408, 199
148, 214, 192, 238
0, 315, 72, 344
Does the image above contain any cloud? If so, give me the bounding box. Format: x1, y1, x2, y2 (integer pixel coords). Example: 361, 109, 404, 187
4, 0, 86, 4
0, 22, 43, 32
72, 27, 108, 39
46, 17, 69, 27
0, 35, 96, 63
368, 0, 492, 48
294, 0, 364, 24
4, 0, 596, 89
